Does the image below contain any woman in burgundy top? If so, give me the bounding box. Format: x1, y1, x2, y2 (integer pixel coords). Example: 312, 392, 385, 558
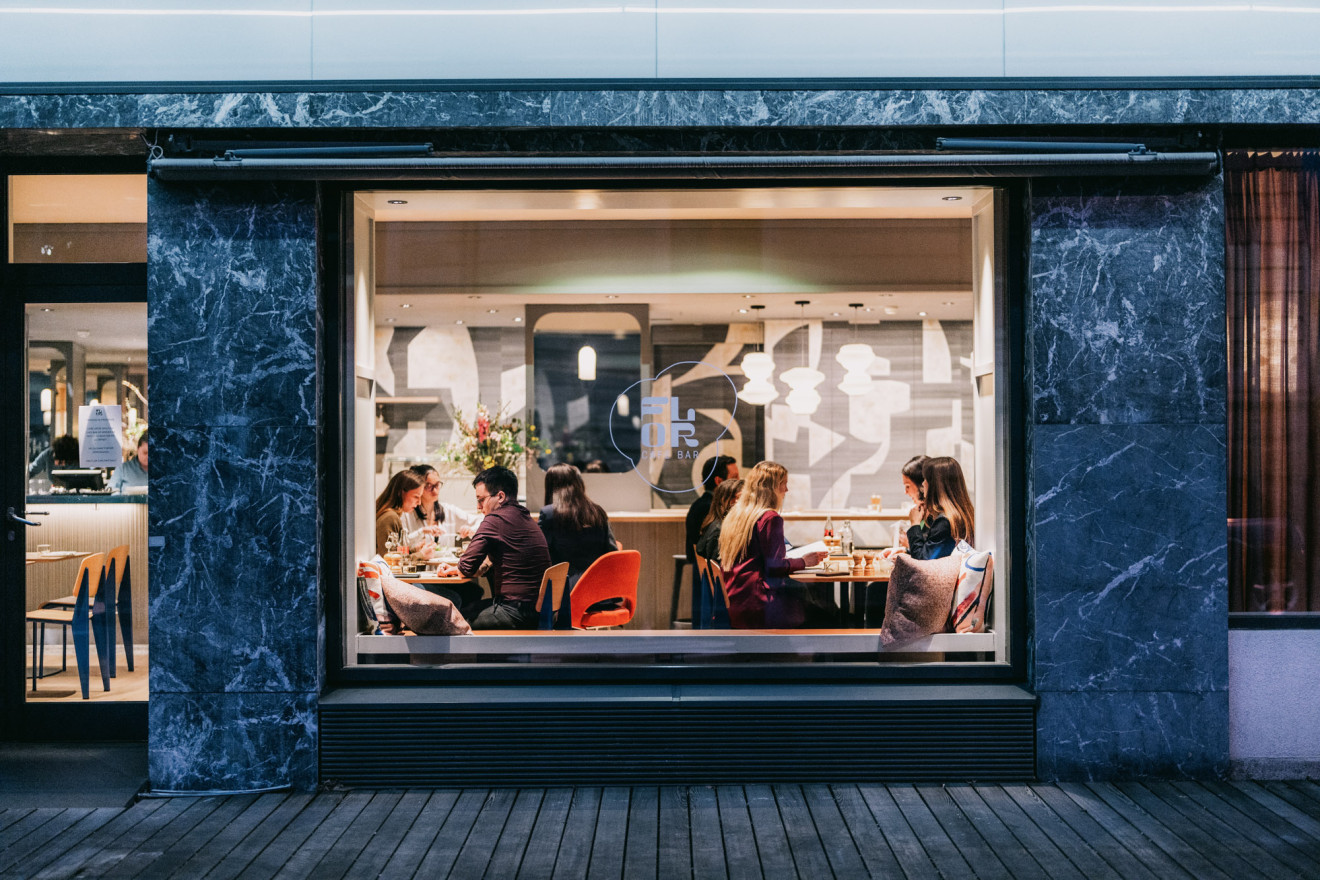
717, 461, 827, 629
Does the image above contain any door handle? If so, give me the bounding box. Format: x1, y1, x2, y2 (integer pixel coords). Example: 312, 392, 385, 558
6, 507, 42, 527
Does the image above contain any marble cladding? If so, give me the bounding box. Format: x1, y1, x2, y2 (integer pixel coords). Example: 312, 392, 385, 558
1031, 176, 1226, 426
0, 87, 1315, 130
1029, 176, 1228, 780
148, 181, 322, 792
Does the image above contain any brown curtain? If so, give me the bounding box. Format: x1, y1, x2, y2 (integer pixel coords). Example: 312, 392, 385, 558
1226, 150, 1320, 612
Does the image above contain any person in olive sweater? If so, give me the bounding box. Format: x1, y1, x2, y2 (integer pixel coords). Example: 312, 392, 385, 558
458, 466, 551, 630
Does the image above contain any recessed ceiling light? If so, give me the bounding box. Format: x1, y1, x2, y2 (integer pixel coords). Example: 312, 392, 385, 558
942, 196, 963, 201
387, 199, 408, 205
455, 319, 463, 325
487, 309, 498, 314
943, 301, 956, 306
41, 307, 53, 312
606, 295, 617, 299
831, 312, 841, 317
738, 308, 749, 314
386, 317, 396, 323
400, 303, 411, 309
76, 329, 91, 339
743, 295, 752, 299
864, 307, 873, 313
514, 317, 523, 323
919, 311, 928, 317
467, 295, 482, 299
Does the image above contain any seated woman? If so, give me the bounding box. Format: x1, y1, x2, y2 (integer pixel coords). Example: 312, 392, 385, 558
402, 464, 483, 548
906, 456, 975, 560
538, 463, 619, 591
718, 461, 826, 629
693, 478, 742, 562
374, 469, 428, 558
897, 454, 928, 550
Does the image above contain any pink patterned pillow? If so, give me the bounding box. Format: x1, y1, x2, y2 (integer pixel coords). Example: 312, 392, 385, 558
950, 550, 993, 633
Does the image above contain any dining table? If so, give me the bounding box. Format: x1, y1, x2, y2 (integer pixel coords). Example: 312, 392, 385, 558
791, 566, 891, 627
25, 549, 91, 566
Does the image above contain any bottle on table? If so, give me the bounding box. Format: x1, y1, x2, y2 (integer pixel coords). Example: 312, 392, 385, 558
840, 520, 854, 556
823, 516, 834, 539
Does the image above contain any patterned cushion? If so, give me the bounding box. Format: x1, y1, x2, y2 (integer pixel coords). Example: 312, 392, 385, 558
357, 558, 401, 634
382, 578, 473, 635
880, 554, 963, 648
950, 550, 993, 633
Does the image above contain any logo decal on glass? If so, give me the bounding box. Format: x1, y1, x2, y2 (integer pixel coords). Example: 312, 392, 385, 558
609, 361, 738, 494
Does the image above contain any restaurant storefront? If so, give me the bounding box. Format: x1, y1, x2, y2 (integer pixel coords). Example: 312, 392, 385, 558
7, 81, 1299, 791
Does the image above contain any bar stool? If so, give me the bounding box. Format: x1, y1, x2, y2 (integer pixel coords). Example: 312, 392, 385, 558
670, 554, 692, 628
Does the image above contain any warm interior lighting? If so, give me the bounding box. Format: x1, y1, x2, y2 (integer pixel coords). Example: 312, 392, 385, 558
578, 345, 597, 382
40, 388, 52, 413
737, 351, 778, 406
780, 301, 823, 415
835, 303, 875, 396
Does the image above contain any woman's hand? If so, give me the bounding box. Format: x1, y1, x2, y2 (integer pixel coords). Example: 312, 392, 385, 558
801, 549, 828, 567
459, 526, 474, 538
908, 502, 925, 525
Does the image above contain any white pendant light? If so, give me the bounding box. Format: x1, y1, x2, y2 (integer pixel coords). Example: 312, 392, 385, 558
836, 303, 875, 396
780, 300, 823, 415
577, 345, 597, 382
737, 304, 779, 405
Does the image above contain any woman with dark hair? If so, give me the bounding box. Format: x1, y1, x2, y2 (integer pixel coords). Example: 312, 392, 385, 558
375, 469, 427, 557
693, 478, 742, 562
897, 454, 929, 550
907, 456, 975, 560
402, 464, 482, 548
538, 462, 620, 590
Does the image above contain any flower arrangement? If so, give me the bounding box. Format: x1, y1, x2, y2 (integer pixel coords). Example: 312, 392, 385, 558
438, 403, 546, 473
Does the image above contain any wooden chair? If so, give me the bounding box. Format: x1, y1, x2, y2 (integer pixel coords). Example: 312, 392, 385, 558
569, 550, 641, 629
25, 553, 108, 699
706, 559, 732, 629
536, 561, 571, 630
47, 543, 132, 676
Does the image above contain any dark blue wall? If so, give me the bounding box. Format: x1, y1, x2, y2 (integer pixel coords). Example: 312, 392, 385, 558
147, 180, 322, 792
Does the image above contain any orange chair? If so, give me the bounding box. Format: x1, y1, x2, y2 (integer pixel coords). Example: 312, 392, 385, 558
25, 552, 108, 699
536, 561, 571, 630
568, 550, 641, 629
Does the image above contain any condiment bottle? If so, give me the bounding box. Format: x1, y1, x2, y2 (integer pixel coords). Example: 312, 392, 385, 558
840, 521, 854, 556
823, 516, 834, 540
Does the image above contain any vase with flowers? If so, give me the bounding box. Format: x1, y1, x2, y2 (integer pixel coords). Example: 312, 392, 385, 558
438, 403, 546, 475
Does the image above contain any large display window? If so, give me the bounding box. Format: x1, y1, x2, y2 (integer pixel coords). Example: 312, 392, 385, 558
342, 185, 1011, 670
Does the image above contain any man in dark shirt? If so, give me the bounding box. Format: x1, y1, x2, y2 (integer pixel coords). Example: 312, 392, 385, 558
684, 455, 739, 565
458, 466, 551, 629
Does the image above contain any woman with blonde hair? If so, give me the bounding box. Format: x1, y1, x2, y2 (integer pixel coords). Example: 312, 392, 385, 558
907, 456, 975, 560
718, 461, 826, 628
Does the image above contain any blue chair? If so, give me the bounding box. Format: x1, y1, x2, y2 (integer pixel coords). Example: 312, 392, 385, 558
25, 553, 109, 699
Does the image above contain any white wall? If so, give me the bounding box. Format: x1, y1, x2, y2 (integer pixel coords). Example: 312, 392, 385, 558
2, 1, 1319, 83
1229, 629, 1320, 772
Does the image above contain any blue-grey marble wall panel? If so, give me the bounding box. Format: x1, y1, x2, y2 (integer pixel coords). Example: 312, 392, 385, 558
1037, 690, 1229, 780
148, 180, 317, 429
3, 85, 1314, 131
1030, 176, 1225, 426
1032, 423, 1227, 695
149, 692, 317, 792
149, 426, 319, 695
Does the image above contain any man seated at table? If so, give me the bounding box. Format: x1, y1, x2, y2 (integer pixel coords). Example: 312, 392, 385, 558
457, 465, 551, 630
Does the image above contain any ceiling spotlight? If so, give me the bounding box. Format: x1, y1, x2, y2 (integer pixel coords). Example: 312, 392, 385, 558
864, 307, 873, 313
387, 199, 408, 205
942, 196, 963, 201
400, 303, 411, 309
514, 317, 523, 323
919, 311, 928, 317
743, 295, 753, 299
41, 307, 53, 312
943, 301, 956, 306
455, 319, 463, 325
386, 317, 396, 323
738, 308, 749, 314
76, 329, 91, 339
487, 309, 498, 314
606, 295, 618, 299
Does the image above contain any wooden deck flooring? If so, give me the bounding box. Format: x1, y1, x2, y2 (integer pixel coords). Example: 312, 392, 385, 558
2, 781, 1319, 879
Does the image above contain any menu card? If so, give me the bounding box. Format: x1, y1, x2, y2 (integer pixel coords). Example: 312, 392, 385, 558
78, 405, 125, 468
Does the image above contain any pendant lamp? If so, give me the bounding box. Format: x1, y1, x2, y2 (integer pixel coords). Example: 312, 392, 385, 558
780, 300, 824, 415
737, 304, 779, 405
836, 303, 875, 396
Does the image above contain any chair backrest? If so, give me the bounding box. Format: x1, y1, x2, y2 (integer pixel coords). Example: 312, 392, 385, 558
536, 561, 571, 629
106, 544, 130, 588
692, 555, 711, 629
706, 559, 731, 628
75, 553, 106, 601
568, 550, 641, 628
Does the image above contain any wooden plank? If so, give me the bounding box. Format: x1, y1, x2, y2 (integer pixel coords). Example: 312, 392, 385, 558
887, 784, 975, 879
343, 790, 434, 880
485, 789, 543, 880
309, 790, 405, 880
1117, 782, 1283, 880
1231, 782, 1320, 843
1079, 784, 1235, 880
1170, 782, 1320, 878
688, 786, 727, 880
445, 789, 517, 880
1284, 781, 1320, 812
586, 787, 630, 880
100, 796, 230, 880
1190, 782, 1320, 852
412, 789, 487, 880
915, 785, 1014, 880
744, 785, 794, 880
267, 791, 372, 880
163, 793, 284, 880
29, 799, 168, 880
123, 795, 261, 879
1256, 782, 1320, 837
550, 788, 601, 880
802, 784, 868, 880
855, 784, 941, 880
656, 787, 693, 880
201, 793, 317, 880
713, 787, 760, 880
1055, 783, 1197, 880
0, 808, 63, 853
773, 785, 834, 880
622, 786, 659, 880
1024, 785, 1161, 880
234, 794, 347, 880
62, 798, 197, 879
377, 790, 460, 879
827, 785, 905, 880
1, 807, 121, 878
945, 786, 1056, 880
992, 785, 1111, 880
518, 788, 573, 880
0, 809, 35, 836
